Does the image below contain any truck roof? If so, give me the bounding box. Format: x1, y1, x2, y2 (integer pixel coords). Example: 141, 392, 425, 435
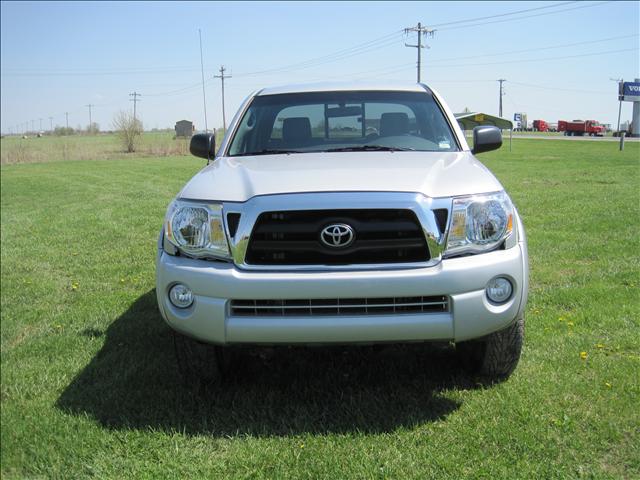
256, 81, 430, 96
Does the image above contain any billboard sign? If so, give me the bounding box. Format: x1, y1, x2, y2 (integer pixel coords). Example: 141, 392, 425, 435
619, 81, 640, 102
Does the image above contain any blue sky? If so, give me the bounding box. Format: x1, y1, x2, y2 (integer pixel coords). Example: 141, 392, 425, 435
1, 1, 638, 133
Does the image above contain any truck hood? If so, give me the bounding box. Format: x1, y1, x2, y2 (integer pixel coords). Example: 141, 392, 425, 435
178, 151, 503, 202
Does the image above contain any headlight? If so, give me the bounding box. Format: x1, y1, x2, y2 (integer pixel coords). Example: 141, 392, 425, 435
164, 200, 230, 259
445, 192, 514, 256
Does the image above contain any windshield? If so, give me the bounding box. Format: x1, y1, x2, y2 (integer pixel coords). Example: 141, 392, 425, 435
227, 91, 459, 156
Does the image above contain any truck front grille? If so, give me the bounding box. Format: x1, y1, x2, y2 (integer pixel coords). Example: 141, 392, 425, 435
230, 296, 449, 317
244, 209, 429, 265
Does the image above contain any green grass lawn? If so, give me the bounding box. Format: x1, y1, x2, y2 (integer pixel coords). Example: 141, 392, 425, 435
1, 139, 638, 478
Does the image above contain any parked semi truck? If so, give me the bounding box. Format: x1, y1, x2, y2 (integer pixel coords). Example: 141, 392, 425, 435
558, 119, 604, 136
532, 120, 549, 132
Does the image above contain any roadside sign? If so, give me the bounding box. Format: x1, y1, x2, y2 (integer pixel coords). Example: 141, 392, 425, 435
514, 113, 521, 121
619, 81, 640, 102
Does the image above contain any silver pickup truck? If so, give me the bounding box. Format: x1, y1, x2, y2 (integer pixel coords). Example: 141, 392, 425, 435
156, 82, 528, 383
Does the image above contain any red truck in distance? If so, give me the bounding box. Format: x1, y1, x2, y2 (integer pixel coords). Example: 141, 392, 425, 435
532, 120, 549, 132
558, 120, 605, 136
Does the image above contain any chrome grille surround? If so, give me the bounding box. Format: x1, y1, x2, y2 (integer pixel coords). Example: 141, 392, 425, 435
212, 192, 451, 271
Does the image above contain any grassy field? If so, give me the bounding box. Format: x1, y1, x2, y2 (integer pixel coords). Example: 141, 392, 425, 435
1, 137, 638, 478
0, 130, 226, 165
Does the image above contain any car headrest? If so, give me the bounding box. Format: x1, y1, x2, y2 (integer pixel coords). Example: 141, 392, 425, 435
380, 112, 409, 136
282, 117, 312, 143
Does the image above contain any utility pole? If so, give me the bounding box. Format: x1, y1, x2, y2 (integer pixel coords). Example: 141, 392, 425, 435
49, 117, 53, 131
404, 22, 435, 83
214, 65, 231, 131
85, 104, 94, 132
130, 92, 141, 122
65, 112, 69, 129
198, 29, 209, 133
498, 79, 506, 117
39, 118, 43, 131
610, 77, 623, 133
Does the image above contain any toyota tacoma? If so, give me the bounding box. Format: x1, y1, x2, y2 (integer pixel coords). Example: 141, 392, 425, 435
156, 82, 528, 383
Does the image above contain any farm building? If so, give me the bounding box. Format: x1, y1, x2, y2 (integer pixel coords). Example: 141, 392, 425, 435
175, 120, 195, 137
454, 112, 514, 150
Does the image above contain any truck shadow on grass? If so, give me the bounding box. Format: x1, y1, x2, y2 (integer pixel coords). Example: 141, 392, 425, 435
57, 290, 479, 436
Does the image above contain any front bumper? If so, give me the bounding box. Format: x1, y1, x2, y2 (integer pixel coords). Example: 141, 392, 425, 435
156, 241, 528, 345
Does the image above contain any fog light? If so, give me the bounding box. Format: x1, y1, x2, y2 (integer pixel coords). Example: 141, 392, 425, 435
486, 277, 513, 304
169, 283, 194, 308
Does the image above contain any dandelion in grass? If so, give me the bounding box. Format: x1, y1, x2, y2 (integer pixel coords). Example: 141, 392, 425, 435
580, 351, 588, 360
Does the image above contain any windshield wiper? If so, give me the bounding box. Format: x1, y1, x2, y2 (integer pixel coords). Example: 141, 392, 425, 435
233, 149, 303, 156
325, 145, 415, 152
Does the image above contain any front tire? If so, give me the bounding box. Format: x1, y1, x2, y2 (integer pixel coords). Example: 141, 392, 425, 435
457, 316, 524, 381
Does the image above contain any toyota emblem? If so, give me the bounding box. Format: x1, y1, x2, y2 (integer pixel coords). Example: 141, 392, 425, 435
320, 223, 355, 248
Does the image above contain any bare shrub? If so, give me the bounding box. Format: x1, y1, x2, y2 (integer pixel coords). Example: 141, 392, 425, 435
87, 122, 100, 135
113, 111, 142, 153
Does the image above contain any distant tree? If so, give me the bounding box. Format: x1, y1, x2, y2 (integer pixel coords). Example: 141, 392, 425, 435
53, 126, 75, 136
113, 111, 142, 153
87, 122, 100, 135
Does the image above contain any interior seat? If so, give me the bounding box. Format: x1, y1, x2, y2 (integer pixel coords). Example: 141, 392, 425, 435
282, 117, 312, 147
379, 112, 409, 136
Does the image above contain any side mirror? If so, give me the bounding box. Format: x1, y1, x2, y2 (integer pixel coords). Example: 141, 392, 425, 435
472, 126, 502, 155
189, 132, 216, 160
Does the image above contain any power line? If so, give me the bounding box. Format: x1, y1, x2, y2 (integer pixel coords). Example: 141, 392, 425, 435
429, 1, 579, 27
141, 33, 636, 98
1, 2, 609, 82
1, 65, 202, 77
508, 81, 610, 95
404, 22, 435, 82
424, 33, 638, 65
233, 30, 405, 77
144, 82, 203, 97
1, 2, 624, 131
425, 47, 638, 68
214, 66, 231, 131
437, 1, 612, 31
